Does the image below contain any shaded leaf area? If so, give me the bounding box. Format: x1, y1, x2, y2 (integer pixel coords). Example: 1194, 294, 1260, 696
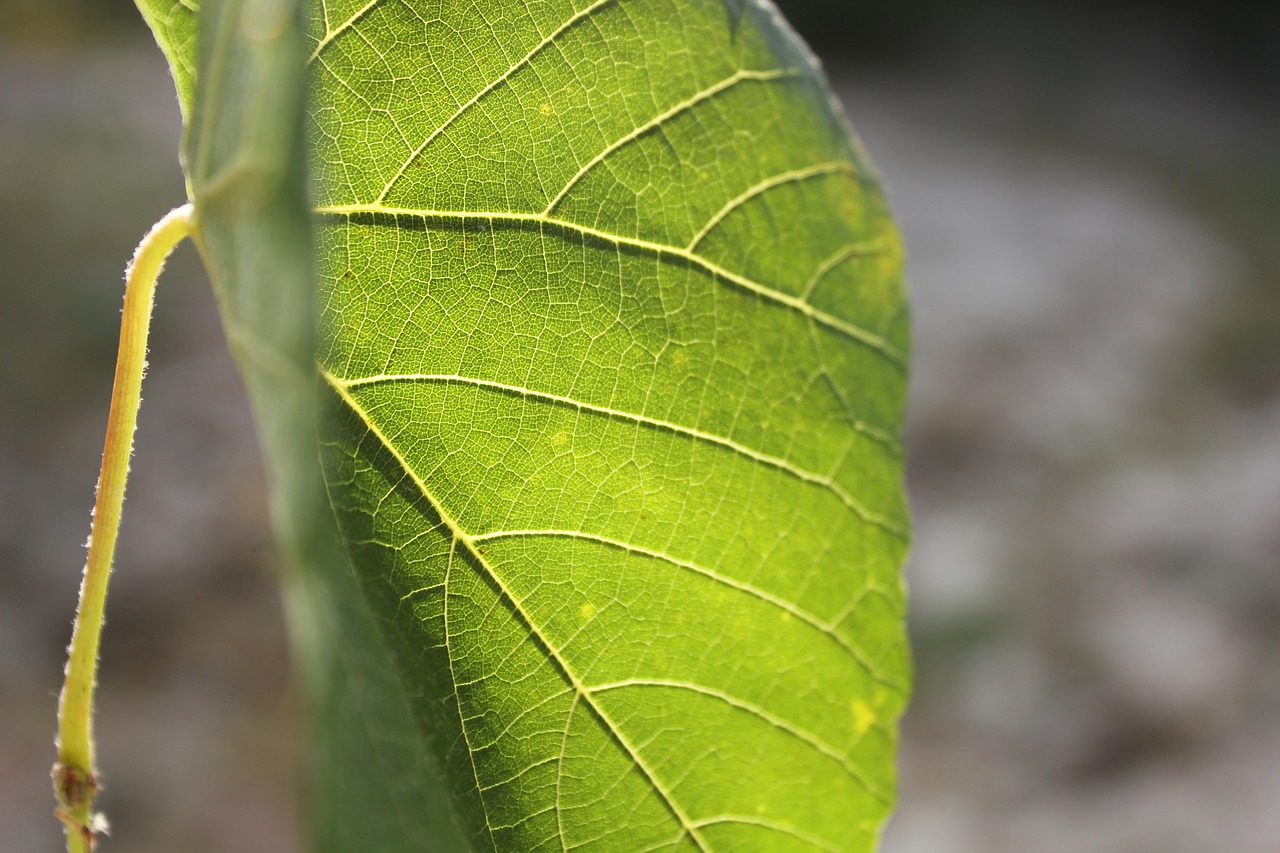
309, 1, 911, 850
173, 1, 472, 850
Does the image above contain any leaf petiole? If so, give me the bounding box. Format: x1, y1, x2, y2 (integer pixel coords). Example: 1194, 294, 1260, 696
54, 203, 195, 853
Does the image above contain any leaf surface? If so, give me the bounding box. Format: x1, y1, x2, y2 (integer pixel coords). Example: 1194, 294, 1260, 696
309, 2, 911, 851
135, 0, 911, 850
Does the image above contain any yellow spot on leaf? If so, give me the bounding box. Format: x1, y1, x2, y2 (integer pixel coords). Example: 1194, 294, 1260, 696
539, 103, 554, 116
853, 700, 876, 737
579, 602, 595, 621
551, 431, 569, 448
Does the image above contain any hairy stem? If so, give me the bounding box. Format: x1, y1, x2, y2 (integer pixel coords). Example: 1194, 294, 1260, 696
54, 203, 195, 853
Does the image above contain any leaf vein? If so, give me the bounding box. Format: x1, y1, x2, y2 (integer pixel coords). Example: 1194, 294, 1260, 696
306, 0, 384, 64
801, 239, 889, 303
467, 527, 902, 691
554, 692, 578, 853
690, 815, 842, 852
373, 0, 619, 205
314, 205, 906, 367
686, 161, 856, 251
543, 67, 799, 215
442, 536, 502, 851
589, 678, 887, 802
333, 370, 903, 535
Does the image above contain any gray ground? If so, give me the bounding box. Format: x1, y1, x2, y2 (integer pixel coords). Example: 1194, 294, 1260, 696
2, 17, 1277, 853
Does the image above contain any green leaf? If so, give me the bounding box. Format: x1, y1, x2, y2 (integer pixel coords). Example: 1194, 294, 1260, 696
137, 0, 911, 850
310, 1, 910, 850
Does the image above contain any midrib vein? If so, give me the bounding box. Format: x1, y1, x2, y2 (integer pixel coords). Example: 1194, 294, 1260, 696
313, 204, 905, 367
322, 368, 713, 852
333, 370, 904, 537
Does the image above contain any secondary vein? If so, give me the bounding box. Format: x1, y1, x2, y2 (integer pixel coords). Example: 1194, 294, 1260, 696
333, 370, 904, 536
313, 204, 906, 367
322, 367, 714, 852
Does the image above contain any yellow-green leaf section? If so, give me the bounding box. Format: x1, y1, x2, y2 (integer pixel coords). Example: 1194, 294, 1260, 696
309, 2, 911, 851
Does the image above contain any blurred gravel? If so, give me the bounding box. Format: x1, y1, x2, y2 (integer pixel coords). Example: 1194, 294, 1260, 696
2, 12, 1277, 853
835, 58, 1280, 853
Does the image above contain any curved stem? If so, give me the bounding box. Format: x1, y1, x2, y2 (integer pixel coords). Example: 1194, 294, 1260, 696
54, 203, 195, 852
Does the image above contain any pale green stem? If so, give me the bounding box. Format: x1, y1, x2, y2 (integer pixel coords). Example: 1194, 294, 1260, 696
54, 204, 195, 853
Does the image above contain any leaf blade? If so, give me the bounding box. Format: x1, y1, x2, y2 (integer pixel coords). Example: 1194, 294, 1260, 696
137, 0, 910, 848
312, 2, 911, 850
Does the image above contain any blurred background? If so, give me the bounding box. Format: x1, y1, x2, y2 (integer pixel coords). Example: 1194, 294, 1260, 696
2, 1, 1277, 850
